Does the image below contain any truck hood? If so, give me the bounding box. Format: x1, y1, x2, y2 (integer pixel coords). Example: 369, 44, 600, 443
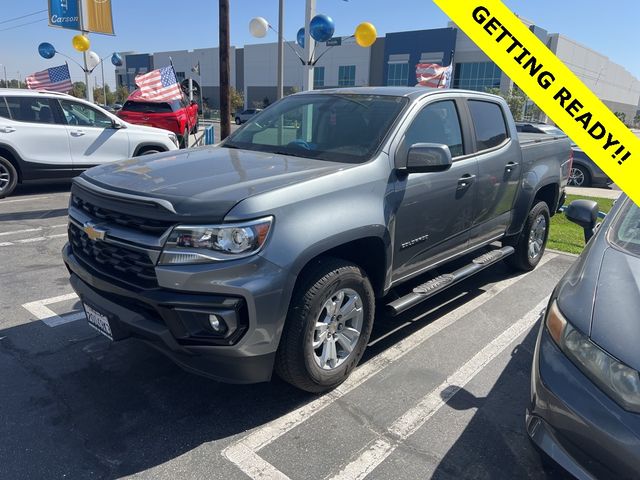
81, 146, 351, 219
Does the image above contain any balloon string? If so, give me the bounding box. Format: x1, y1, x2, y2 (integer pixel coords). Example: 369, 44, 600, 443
268, 24, 306, 66
54, 50, 89, 73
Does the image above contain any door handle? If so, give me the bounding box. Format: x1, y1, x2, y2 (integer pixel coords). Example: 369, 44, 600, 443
0, 126, 15, 133
70, 130, 86, 137
457, 174, 476, 190
505, 162, 519, 173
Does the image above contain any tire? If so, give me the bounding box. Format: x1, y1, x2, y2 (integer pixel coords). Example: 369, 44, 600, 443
140, 149, 160, 156
0, 156, 18, 199
504, 201, 551, 271
179, 128, 189, 149
568, 164, 591, 187
191, 118, 199, 135
275, 257, 375, 393
235, 117, 242, 125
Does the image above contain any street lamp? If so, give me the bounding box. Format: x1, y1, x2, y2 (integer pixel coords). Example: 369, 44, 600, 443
0, 64, 7, 87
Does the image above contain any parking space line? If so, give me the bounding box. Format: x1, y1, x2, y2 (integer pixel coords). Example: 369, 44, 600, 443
0, 232, 68, 247
22, 293, 83, 327
0, 196, 50, 204
222, 254, 557, 479
330, 297, 549, 480
0, 224, 66, 237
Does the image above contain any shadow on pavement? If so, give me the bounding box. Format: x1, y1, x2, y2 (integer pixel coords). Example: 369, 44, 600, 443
8, 181, 73, 198
0, 259, 550, 479
0, 208, 69, 222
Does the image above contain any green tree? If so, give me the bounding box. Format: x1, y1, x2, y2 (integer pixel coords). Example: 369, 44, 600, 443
486, 86, 527, 121
115, 85, 129, 104
229, 87, 244, 113
634, 113, 640, 128
614, 111, 627, 125
93, 84, 116, 106
70, 82, 86, 99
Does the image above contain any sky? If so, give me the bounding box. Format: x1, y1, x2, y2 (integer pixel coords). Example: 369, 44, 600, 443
0, 0, 638, 89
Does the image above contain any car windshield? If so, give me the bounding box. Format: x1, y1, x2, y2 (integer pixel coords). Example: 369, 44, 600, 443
223, 93, 408, 163
122, 101, 178, 113
609, 198, 640, 257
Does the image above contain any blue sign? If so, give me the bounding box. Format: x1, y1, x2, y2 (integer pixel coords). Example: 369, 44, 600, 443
48, 0, 81, 31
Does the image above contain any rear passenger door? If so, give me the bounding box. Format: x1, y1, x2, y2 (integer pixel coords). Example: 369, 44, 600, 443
465, 99, 522, 246
391, 99, 479, 283
0, 96, 72, 178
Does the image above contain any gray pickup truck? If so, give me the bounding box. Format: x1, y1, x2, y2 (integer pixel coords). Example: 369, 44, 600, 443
63, 87, 571, 392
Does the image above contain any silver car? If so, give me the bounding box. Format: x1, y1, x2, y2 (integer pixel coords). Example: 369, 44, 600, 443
234, 108, 262, 125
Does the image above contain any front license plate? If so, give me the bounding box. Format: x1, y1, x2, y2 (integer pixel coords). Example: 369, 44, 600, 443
84, 303, 113, 340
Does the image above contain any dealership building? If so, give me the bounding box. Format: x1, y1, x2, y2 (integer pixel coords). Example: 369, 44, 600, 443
115, 18, 640, 119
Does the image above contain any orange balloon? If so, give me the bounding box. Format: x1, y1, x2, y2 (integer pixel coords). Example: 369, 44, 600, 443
72, 34, 90, 52
354, 22, 377, 48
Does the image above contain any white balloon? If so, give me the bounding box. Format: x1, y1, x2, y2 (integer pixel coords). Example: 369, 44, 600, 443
249, 17, 269, 38
86, 51, 101, 70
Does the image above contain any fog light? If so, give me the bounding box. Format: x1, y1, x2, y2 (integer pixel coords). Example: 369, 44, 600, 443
209, 314, 227, 334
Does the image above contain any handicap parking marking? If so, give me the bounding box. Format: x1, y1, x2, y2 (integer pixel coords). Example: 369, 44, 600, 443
222, 254, 557, 480
22, 293, 85, 327
0, 232, 68, 247
330, 297, 548, 480
0, 224, 66, 237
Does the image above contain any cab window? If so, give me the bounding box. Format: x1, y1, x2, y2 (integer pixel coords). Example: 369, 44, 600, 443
59, 100, 113, 128
468, 100, 508, 151
399, 100, 464, 162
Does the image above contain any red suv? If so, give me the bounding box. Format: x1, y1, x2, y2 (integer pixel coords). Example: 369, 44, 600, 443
117, 93, 198, 148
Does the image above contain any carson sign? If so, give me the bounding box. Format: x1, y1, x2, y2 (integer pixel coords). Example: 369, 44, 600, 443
48, 0, 81, 31
434, 0, 640, 206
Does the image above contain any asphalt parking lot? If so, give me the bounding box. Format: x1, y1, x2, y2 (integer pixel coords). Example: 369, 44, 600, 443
0, 184, 575, 480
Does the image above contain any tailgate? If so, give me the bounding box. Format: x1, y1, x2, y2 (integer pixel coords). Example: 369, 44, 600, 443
118, 111, 180, 134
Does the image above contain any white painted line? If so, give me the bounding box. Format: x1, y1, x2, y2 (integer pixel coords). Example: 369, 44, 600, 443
0, 232, 68, 247
0, 224, 66, 237
22, 292, 82, 327
330, 297, 549, 480
0, 196, 50, 204
222, 254, 558, 478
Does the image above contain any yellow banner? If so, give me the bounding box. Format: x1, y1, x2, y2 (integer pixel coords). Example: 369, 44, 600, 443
83, 0, 114, 35
434, 0, 639, 205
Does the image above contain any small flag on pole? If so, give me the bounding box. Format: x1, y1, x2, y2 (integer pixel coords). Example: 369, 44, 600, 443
26, 64, 73, 93
134, 66, 183, 102
191, 61, 201, 75
415, 63, 453, 89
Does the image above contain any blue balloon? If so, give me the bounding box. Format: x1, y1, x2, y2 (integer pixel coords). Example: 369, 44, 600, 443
111, 52, 123, 67
296, 27, 305, 49
38, 42, 56, 60
309, 14, 335, 43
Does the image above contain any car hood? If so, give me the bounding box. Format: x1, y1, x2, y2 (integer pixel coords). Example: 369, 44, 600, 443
81, 146, 351, 220
590, 247, 640, 371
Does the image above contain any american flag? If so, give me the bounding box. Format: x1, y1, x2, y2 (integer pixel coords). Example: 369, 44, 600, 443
415, 63, 453, 89
26, 64, 73, 93
135, 66, 183, 102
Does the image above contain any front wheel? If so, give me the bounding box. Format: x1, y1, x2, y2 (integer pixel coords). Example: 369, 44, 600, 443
504, 201, 550, 271
275, 258, 375, 393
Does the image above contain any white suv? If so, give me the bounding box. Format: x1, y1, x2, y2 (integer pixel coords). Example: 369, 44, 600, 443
0, 89, 179, 198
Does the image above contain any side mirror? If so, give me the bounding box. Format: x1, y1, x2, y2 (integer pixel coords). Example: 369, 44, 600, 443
111, 120, 125, 129
565, 199, 598, 243
404, 143, 452, 173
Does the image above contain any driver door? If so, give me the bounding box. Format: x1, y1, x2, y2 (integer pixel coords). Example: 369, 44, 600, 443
58, 99, 130, 170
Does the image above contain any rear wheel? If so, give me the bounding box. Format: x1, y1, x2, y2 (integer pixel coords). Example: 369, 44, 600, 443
191, 119, 199, 134
0, 156, 18, 199
275, 257, 375, 393
504, 201, 550, 271
568, 164, 591, 187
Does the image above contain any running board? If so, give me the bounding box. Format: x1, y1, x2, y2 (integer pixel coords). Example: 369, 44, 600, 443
386, 246, 514, 316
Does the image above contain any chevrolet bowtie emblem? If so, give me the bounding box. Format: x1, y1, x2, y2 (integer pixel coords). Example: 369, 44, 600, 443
83, 222, 107, 242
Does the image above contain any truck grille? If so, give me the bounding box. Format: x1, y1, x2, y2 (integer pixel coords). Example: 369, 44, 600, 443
68, 223, 158, 289
71, 194, 173, 235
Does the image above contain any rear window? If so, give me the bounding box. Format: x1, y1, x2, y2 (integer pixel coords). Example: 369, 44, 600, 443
4, 96, 59, 124
468, 100, 508, 151
122, 101, 178, 113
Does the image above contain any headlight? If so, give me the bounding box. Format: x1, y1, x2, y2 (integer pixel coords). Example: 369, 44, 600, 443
168, 133, 179, 147
159, 217, 273, 265
546, 300, 640, 412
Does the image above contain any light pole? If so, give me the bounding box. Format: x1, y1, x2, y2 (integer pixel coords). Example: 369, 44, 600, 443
303, 0, 316, 91
277, 0, 284, 100
0, 65, 6, 87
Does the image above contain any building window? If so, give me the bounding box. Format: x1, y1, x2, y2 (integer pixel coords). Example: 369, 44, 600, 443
452, 62, 502, 92
175, 71, 186, 82
314, 67, 325, 88
338, 65, 356, 87
387, 63, 409, 86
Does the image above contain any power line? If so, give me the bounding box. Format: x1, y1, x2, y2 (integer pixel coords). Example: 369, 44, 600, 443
0, 17, 47, 33
0, 9, 47, 25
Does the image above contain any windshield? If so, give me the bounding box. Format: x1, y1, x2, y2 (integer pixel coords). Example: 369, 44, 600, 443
609, 198, 640, 257
223, 93, 408, 163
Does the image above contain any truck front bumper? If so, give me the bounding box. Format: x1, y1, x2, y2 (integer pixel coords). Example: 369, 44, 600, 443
63, 243, 289, 384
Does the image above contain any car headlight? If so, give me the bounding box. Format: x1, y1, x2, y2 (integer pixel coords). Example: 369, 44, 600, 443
168, 133, 179, 147
546, 300, 640, 412
158, 217, 273, 265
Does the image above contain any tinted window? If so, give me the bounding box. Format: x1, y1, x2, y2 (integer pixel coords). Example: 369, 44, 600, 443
0, 97, 9, 119
468, 100, 508, 150
610, 199, 640, 257
401, 100, 464, 158
60, 100, 113, 128
122, 101, 176, 113
5, 96, 60, 124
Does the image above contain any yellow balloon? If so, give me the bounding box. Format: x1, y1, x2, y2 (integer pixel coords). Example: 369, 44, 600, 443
354, 22, 377, 48
72, 34, 90, 52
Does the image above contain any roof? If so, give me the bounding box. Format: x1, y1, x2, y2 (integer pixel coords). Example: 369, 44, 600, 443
296, 86, 504, 102
0, 88, 71, 98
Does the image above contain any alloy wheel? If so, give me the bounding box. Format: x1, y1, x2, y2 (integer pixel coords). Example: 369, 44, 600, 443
528, 214, 547, 260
